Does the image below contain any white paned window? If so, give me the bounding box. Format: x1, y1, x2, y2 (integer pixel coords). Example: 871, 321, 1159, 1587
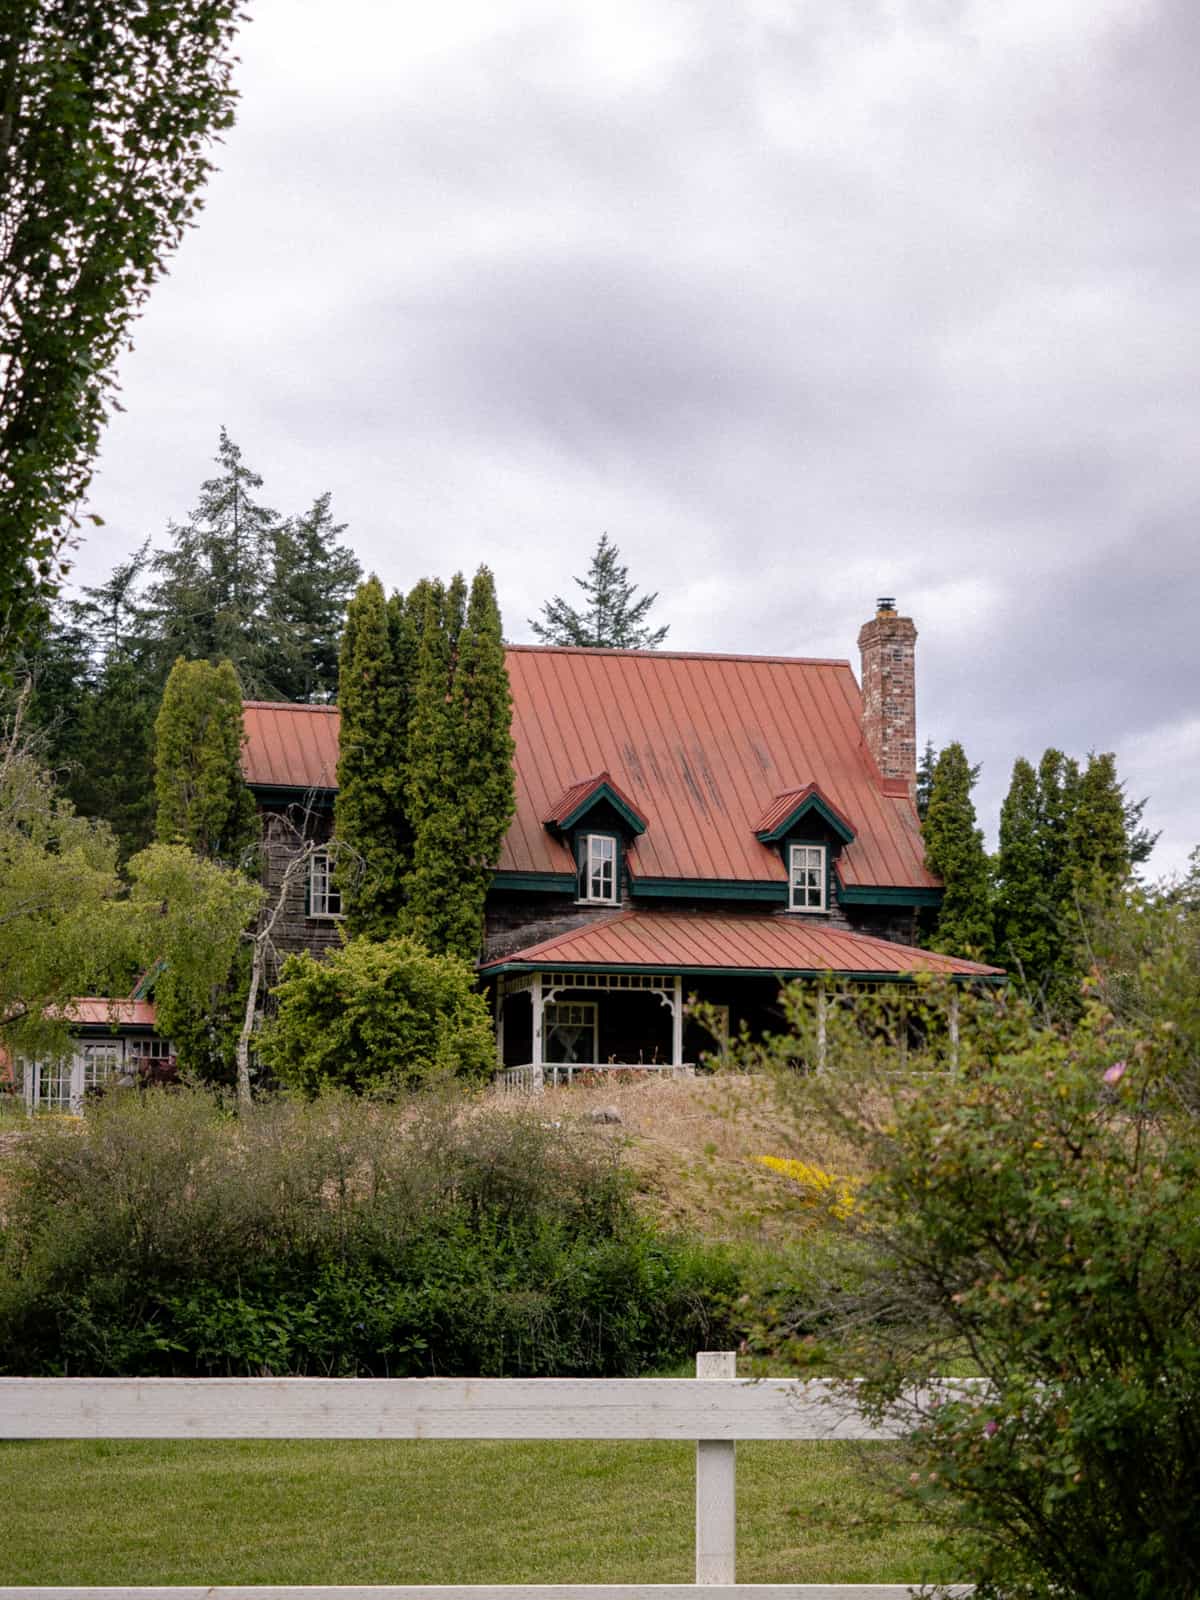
579, 833, 618, 904
308, 848, 342, 918
789, 843, 827, 912
545, 1001, 598, 1064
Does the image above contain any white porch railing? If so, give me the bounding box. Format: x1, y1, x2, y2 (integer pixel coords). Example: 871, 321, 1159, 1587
494, 1061, 696, 1093
0, 1354, 973, 1599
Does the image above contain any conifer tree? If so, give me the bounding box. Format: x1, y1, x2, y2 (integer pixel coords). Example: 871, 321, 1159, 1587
403, 577, 461, 951
145, 429, 279, 687
407, 568, 514, 959
333, 577, 411, 936
530, 533, 668, 648
1067, 753, 1132, 901
260, 493, 362, 702
994, 757, 1059, 991
153, 658, 257, 864
922, 741, 993, 957
916, 740, 937, 822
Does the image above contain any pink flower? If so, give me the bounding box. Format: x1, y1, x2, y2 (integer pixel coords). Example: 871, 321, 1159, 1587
1103, 1060, 1127, 1086
984, 1420, 999, 1438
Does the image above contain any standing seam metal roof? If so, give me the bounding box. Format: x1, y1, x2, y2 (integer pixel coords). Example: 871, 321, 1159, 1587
241, 646, 937, 891
480, 911, 1001, 978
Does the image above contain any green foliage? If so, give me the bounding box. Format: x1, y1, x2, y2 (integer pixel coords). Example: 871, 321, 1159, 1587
530, 533, 669, 649
0, 718, 127, 1063
122, 843, 263, 1084
0, 1091, 738, 1377
261, 493, 362, 702
921, 742, 993, 957
336, 567, 515, 959
0, 1, 244, 656
749, 946, 1200, 1599
915, 739, 937, 822
406, 568, 514, 959
258, 936, 496, 1097
153, 657, 257, 864
333, 576, 412, 936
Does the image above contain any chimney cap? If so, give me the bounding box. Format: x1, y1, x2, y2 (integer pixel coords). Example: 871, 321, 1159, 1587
876, 596, 897, 614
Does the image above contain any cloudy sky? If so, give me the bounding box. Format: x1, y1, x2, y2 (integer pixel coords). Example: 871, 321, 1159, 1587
78, 0, 1197, 874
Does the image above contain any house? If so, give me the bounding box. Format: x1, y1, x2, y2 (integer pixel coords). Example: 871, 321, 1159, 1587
14, 997, 172, 1112
240, 600, 1001, 1085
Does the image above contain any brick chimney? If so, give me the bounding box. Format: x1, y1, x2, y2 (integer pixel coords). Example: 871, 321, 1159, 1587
858, 597, 918, 801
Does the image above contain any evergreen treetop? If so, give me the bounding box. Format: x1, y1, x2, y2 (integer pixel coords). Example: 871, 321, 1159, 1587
153, 657, 257, 865
530, 533, 669, 649
922, 741, 993, 958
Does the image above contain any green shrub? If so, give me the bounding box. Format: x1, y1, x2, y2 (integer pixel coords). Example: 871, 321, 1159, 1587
752, 975, 1200, 1600
0, 1089, 737, 1376
257, 936, 495, 1095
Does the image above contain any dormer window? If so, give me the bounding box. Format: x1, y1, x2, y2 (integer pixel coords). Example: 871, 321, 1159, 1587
789, 843, 827, 913
579, 833, 618, 904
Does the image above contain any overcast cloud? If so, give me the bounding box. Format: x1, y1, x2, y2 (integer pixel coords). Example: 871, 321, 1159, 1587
76, 0, 1197, 873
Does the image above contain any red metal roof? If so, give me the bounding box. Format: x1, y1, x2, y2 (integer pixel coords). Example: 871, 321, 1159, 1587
542, 771, 648, 832
58, 999, 158, 1027
242, 701, 339, 790
752, 782, 855, 840
502, 646, 935, 890
241, 644, 937, 891
482, 911, 1001, 979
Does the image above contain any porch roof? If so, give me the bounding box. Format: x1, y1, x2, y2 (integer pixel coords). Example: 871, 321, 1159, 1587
481, 911, 1003, 981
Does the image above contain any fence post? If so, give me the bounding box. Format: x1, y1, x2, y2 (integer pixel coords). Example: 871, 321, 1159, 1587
695, 1349, 736, 1585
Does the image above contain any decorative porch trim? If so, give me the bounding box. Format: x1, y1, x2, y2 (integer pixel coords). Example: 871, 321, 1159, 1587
487, 959, 1003, 986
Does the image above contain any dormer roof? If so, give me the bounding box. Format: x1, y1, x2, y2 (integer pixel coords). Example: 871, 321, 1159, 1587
752, 783, 856, 845
542, 772, 648, 836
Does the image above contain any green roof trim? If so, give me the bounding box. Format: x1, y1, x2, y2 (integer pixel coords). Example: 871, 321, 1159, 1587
631, 876, 787, 903
246, 781, 335, 808
490, 871, 577, 894
557, 781, 648, 837
756, 790, 856, 845
837, 884, 943, 907
484, 958, 1002, 986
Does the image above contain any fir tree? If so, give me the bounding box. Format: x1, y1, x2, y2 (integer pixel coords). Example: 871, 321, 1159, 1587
333, 577, 411, 936
260, 493, 362, 702
530, 533, 669, 649
145, 429, 279, 687
69, 657, 157, 860
1066, 752, 1131, 903
153, 657, 257, 864
922, 741, 993, 958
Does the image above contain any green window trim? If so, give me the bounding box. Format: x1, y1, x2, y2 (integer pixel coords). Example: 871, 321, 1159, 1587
756, 791, 855, 846
555, 782, 647, 837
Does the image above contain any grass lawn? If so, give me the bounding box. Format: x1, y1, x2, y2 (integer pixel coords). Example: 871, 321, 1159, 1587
0, 1438, 957, 1587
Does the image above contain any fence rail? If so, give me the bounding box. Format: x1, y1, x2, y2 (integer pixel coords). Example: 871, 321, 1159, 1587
0, 1356, 973, 1600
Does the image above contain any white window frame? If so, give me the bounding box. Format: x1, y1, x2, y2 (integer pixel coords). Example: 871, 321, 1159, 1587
544, 1001, 599, 1065
308, 847, 343, 919
788, 842, 827, 913
578, 832, 618, 905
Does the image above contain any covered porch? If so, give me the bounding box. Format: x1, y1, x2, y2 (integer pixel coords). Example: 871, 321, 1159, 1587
482, 910, 1003, 1092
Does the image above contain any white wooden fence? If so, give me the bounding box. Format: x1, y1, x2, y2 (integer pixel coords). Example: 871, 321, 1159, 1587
0, 1354, 973, 1600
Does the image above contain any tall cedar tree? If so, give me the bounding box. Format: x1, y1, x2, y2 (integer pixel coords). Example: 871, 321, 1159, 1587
153, 657, 257, 864
404, 575, 466, 950
334, 577, 411, 936
915, 739, 937, 822
922, 741, 993, 957
530, 533, 669, 648
407, 567, 514, 960
0, 1, 244, 656
993, 757, 1058, 989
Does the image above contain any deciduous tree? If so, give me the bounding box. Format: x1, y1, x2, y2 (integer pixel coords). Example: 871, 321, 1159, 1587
0, 1, 244, 656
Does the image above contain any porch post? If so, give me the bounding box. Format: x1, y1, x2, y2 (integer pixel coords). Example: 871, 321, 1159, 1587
531, 971, 545, 1094
948, 986, 960, 1076
672, 974, 684, 1067
495, 979, 506, 1067
815, 984, 828, 1074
